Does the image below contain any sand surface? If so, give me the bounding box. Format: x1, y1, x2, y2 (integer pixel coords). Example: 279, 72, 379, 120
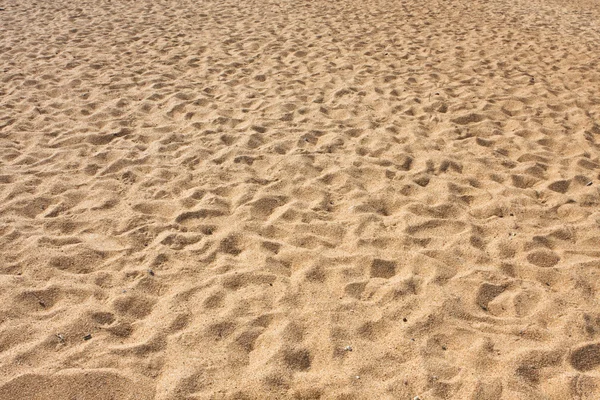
1, 0, 600, 398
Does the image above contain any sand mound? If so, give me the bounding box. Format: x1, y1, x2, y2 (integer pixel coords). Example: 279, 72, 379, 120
1, 0, 600, 398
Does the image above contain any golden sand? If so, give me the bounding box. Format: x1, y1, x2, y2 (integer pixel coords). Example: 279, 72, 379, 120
1, 0, 600, 398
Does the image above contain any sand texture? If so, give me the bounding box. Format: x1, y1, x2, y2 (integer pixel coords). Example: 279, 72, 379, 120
2, 0, 600, 398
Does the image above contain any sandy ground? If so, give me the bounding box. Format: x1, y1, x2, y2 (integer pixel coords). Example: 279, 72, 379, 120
1, 0, 600, 398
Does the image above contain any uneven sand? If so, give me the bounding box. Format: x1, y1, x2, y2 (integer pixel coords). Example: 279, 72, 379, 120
1, 0, 600, 398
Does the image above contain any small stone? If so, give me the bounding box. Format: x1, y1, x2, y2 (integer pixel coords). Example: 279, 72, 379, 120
83, 334, 92, 341
586, 181, 593, 186
148, 269, 155, 276
344, 345, 353, 352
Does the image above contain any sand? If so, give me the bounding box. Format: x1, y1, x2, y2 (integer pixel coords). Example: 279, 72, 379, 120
1, 0, 600, 398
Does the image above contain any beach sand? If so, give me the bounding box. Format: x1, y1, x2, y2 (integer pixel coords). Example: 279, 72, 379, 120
1, 0, 600, 398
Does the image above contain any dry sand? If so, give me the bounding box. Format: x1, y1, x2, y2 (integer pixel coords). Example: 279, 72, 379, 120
1, 0, 600, 398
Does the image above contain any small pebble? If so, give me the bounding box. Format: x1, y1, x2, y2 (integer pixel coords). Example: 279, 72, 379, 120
586, 181, 593, 186
344, 345, 353, 352
148, 269, 155, 276
83, 334, 92, 341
